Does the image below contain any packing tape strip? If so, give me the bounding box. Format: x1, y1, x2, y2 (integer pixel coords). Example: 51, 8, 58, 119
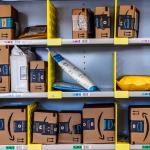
115, 91, 129, 98
47, 38, 62, 46
28, 144, 42, 150
48, 91, 62, 99
114, 38, 129, 45
116, 142, 130, 150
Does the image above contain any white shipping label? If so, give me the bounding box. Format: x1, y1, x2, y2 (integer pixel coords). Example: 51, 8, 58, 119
2, 19, 6, 27
72, 15, 87, 31
20, 66, 27, 80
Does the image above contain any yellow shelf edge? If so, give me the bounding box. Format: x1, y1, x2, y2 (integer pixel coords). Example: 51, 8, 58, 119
48, 91, 62, 99
47, 38, 62, 46
115, 91, 129, 99
116, 142, 130, 150
28, 144, 42, 150
114, 38, 129, 45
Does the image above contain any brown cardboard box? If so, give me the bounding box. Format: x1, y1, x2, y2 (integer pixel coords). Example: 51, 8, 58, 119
130, 106, 150, 144
83, 104, 115, 144
118, 5, 140, 38
32, 111, 58, 144
30, 61, 47, 92
0, 5, 18, 20
0, 46, 10, 92
95, 7, 112, 38
58, 111, 82, 144
0, 29, 15, 40
0, 107, 27, 145
72, 8, 94, 39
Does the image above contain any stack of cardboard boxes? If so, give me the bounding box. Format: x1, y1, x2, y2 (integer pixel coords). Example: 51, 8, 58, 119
72, 5, 140, 39
30, 104, 115, 145
72, 7, 112, 39
0, 5, 18, 93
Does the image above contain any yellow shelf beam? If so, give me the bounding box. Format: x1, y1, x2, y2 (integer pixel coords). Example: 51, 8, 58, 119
114, 0, 128, 45
47, 51, 62, 99
115, 102, 118, 144
113, 51, 129, 98
27, 103, 38, 144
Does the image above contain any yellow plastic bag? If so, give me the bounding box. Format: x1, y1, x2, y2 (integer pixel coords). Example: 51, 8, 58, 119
117, 76, 150, 91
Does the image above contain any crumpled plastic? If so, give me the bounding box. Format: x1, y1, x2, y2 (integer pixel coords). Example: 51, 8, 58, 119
117, 76, 150, 91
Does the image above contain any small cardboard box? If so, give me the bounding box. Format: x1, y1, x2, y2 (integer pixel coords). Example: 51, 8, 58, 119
95, 7, 112, 38
0, 29, 15, 40
118, 5, 140, 38
58, 111, 82, 144
0, 107, 27, 145
0, 46, 10, 92
32, 111, 58, 144
130, 106, 150, 144
72, 8, 94, 39
83, 104, 115, 144
30, 61, 47, 92
0, 5, 18, 20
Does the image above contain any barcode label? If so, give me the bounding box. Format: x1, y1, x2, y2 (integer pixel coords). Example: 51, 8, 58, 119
82, 145, 91, 149
73, 92, 90, 97
20, 66, 27, 80
72, 39, 90, 44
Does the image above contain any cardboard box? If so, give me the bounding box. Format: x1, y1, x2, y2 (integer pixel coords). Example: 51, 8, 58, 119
58, 111, 82, 144
95, 7, 112, 38
83, 104, 115, 144
0, 5, 18, 20
32, 111, 58, 144
130, 106, 150, 144
72, 8, 94, 39
0, 29, 15, 40
30, 61, 47, 92
0, 46, 10, 92
118, 5, 140, 38
0, 107, 27, 145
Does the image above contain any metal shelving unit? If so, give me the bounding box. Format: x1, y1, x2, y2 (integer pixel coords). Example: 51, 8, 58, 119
0, 91, 150, 99
1, 38, 150, 46
0, 144, 149, 150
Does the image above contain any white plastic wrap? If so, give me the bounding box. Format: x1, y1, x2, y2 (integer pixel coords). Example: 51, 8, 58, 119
10, 46, 34, 92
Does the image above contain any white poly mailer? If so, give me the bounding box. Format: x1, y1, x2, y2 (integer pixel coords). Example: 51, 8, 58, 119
10, 46, 33, 92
